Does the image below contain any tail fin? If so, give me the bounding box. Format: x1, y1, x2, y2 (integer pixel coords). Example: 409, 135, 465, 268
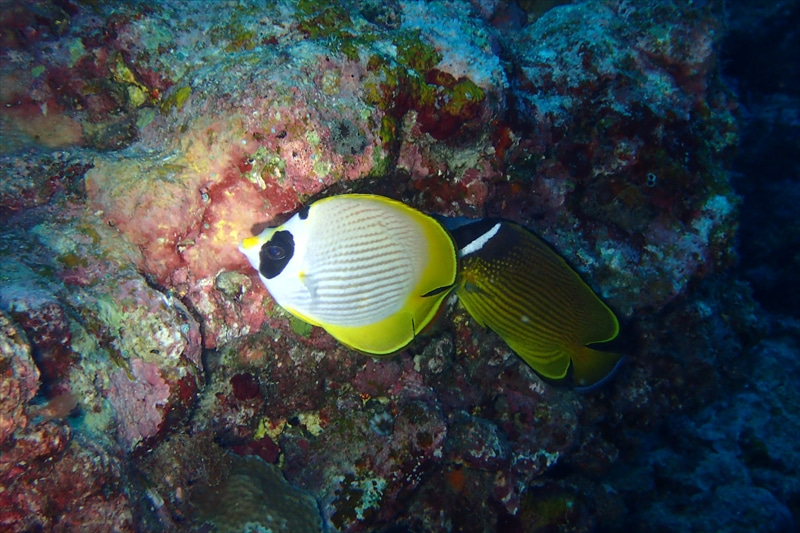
570, 345, 623, 390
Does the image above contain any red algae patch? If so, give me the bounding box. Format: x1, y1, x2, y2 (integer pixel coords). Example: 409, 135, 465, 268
85, 155, 206, 282
0, 100, 84, 151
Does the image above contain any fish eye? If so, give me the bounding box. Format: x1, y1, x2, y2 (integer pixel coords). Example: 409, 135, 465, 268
258, 230, 294, 279
266, 245, 285, 260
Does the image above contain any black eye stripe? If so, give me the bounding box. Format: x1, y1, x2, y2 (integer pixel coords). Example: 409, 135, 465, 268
259, 230, 294, 279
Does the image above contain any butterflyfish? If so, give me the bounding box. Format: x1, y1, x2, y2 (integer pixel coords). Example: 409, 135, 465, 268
444, 217, 622, 388
240, 194, 622, 387
238, 194, 458, 355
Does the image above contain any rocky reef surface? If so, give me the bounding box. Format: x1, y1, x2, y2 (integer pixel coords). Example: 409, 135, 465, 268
0, 0, 797, 531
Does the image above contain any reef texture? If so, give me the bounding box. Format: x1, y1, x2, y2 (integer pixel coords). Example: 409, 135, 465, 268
0, 0, 796, 532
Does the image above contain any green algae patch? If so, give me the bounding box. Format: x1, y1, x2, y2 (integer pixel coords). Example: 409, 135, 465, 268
395, 30, 442, 73
361, 31, 487, 142
57, 253, 88, 269
225, 29, 258, 52
160, 86, 192, 114
289, 315, 314, 338
378, 115, 397, 146
296, 0, 353, 40
68, 38, 86, 68
446, 77, 485, 115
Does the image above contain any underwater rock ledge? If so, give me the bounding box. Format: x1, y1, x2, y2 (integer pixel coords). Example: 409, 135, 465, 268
2, 0, 792, 532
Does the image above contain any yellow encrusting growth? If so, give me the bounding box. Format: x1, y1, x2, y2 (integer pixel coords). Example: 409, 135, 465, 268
254, 417, 286, 441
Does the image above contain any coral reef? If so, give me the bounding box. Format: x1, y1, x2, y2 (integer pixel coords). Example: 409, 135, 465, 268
503, 0, 738, 316
0, 0, 796, 531
0, 312, 136, 531
603, 330, 800, 533
193, 455, 323, 533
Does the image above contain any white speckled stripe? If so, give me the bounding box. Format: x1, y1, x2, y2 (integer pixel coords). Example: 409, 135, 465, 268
459, 222, 501, 257
301, 199, 427, 327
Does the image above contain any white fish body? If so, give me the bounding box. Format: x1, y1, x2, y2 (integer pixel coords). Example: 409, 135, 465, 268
239, 194, 457, 354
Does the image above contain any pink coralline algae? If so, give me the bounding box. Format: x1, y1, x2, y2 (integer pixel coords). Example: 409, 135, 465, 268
107, 358, 172, 449
0, 313, 40, 448
0, 312, 136, 532
1, 287, 77, 396
2, 0, 790, 531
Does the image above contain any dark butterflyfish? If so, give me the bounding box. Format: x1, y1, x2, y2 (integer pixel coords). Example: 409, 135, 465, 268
442, 217, 622, 388
239, 194, 622, 387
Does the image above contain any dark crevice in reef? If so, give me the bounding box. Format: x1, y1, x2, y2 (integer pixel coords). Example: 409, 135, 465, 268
722, 1, 800, 317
